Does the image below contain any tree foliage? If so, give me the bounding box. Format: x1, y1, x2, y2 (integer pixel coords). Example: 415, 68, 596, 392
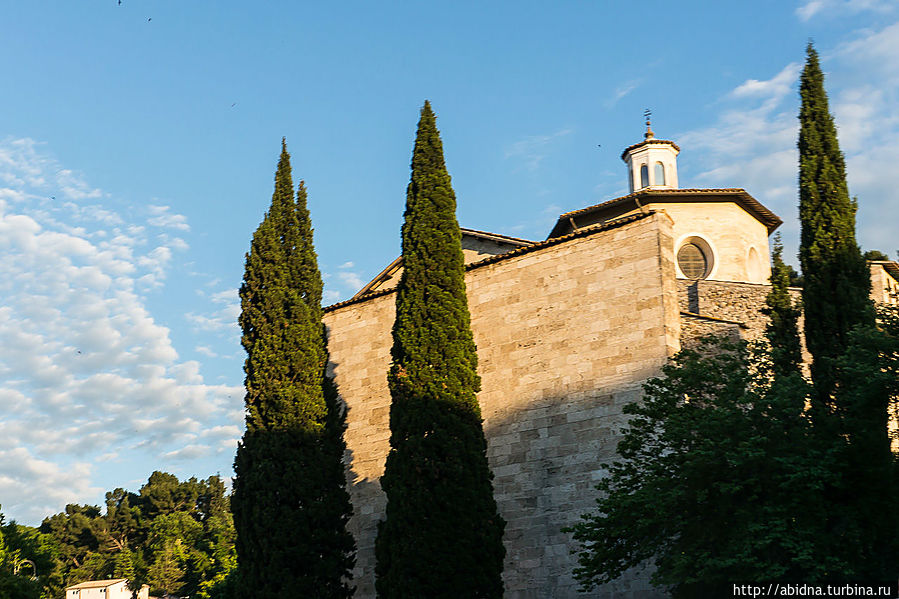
571, 43, 899, 594
798, 42, 873, 404
12, 472, 236, 598
796, 42, 899, 580
763, 234, 803, 378
863, 249, 890, 261
568, 336, 842, 597
231, 139, 354, 598
0, 506, 43, 599
375, 101, 505, 598
830, 304, 899, 578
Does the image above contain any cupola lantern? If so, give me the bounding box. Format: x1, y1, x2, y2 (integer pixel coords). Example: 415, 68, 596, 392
621, 111, 680, 193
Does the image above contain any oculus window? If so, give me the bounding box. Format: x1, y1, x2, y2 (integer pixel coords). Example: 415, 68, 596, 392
678, 242, 710, 279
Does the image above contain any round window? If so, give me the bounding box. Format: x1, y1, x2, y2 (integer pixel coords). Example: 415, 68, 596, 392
678, 243, 708, 279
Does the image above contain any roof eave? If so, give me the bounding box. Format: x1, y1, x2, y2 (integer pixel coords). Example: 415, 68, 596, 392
549, 188, 782, 239
870, 260, 899, 280
326, 212, 655, 313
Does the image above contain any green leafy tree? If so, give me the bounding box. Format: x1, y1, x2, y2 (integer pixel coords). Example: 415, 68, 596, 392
232, 139, 355, 598
113, 547, 135, 581
38, 473, 234, 598
786, 264, 804, 288
763, 234, 803, 377
195, 481, 237, 599
147, 540, 185, 596
375, 101, 505, 598
0, 511, 64, 597
831, 304, 899, 578
863, 249, 889, 261
568, 337, 841, 597
0, 507, 42, 599
40, 504, 108, 584
798, 42, 873, 405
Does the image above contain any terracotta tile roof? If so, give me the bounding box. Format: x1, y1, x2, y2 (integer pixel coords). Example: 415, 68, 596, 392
324, 211, 654, 313
547, 188, 782, 239
869, 260, 899, 281
620, 138, 680, 160
459, 227, 534, 246
350, 228, 535, 299
67, 579, 127, 590
352, 256, 403, 299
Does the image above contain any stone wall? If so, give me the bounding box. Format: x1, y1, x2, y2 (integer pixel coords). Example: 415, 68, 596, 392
676, 279, 773, 339
676, 279, 809, 367
323, 212, 678, 598
679, 312, 744, 348
870, 262, 899, 305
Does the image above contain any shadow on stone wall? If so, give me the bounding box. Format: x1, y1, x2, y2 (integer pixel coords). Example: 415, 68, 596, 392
478, 382, 667, 599
342, 445, 383, 599
330, 346, 667, 598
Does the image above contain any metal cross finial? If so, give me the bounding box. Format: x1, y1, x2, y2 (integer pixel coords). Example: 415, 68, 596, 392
643, 108, 655, 140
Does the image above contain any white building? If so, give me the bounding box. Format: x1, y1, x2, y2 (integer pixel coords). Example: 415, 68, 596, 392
65, 578, 149, 599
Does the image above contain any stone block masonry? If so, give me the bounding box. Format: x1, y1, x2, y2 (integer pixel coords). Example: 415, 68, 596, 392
324, 212, 678, 598
677, 279, 773, 337
676, 279, 808, 365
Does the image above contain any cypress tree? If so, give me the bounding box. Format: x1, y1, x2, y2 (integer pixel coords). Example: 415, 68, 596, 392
798, 43, 895, 581
375, 101, 505, 598
763, 234, 803, 378
232, 140, 355, 598
798, 42, 873, 404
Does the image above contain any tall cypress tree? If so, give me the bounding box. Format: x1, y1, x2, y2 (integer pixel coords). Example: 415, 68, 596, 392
375, 101, 505, 598
797, 43, 897, 581
798, 42, 872, 404
232, 140, 355, 598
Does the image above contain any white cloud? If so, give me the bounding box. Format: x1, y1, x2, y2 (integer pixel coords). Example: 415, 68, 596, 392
605, 79, 641, 108
677, 20, 899, 263
148, 204, 190, 231
0, 447, 100, 524
797, 0, 826, 20
162, 444, 210, 461
837, 20, 899, 85
186, 288, 240, 333
337, 270, 365, 291
322, 262, 369, 302
0, 137, 243, 523
796, 0, 896, 21
731, 63, 801, 103
505, 128, 573, 171
57, 169, 102, 200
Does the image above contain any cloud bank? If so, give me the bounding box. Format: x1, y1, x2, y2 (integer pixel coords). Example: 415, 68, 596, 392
0, 138, 241, 524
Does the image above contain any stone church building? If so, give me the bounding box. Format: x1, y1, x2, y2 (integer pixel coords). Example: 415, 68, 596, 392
322, 124, 899, 598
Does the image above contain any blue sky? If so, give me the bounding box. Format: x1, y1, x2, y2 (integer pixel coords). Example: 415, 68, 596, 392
1, 1, 898, 524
